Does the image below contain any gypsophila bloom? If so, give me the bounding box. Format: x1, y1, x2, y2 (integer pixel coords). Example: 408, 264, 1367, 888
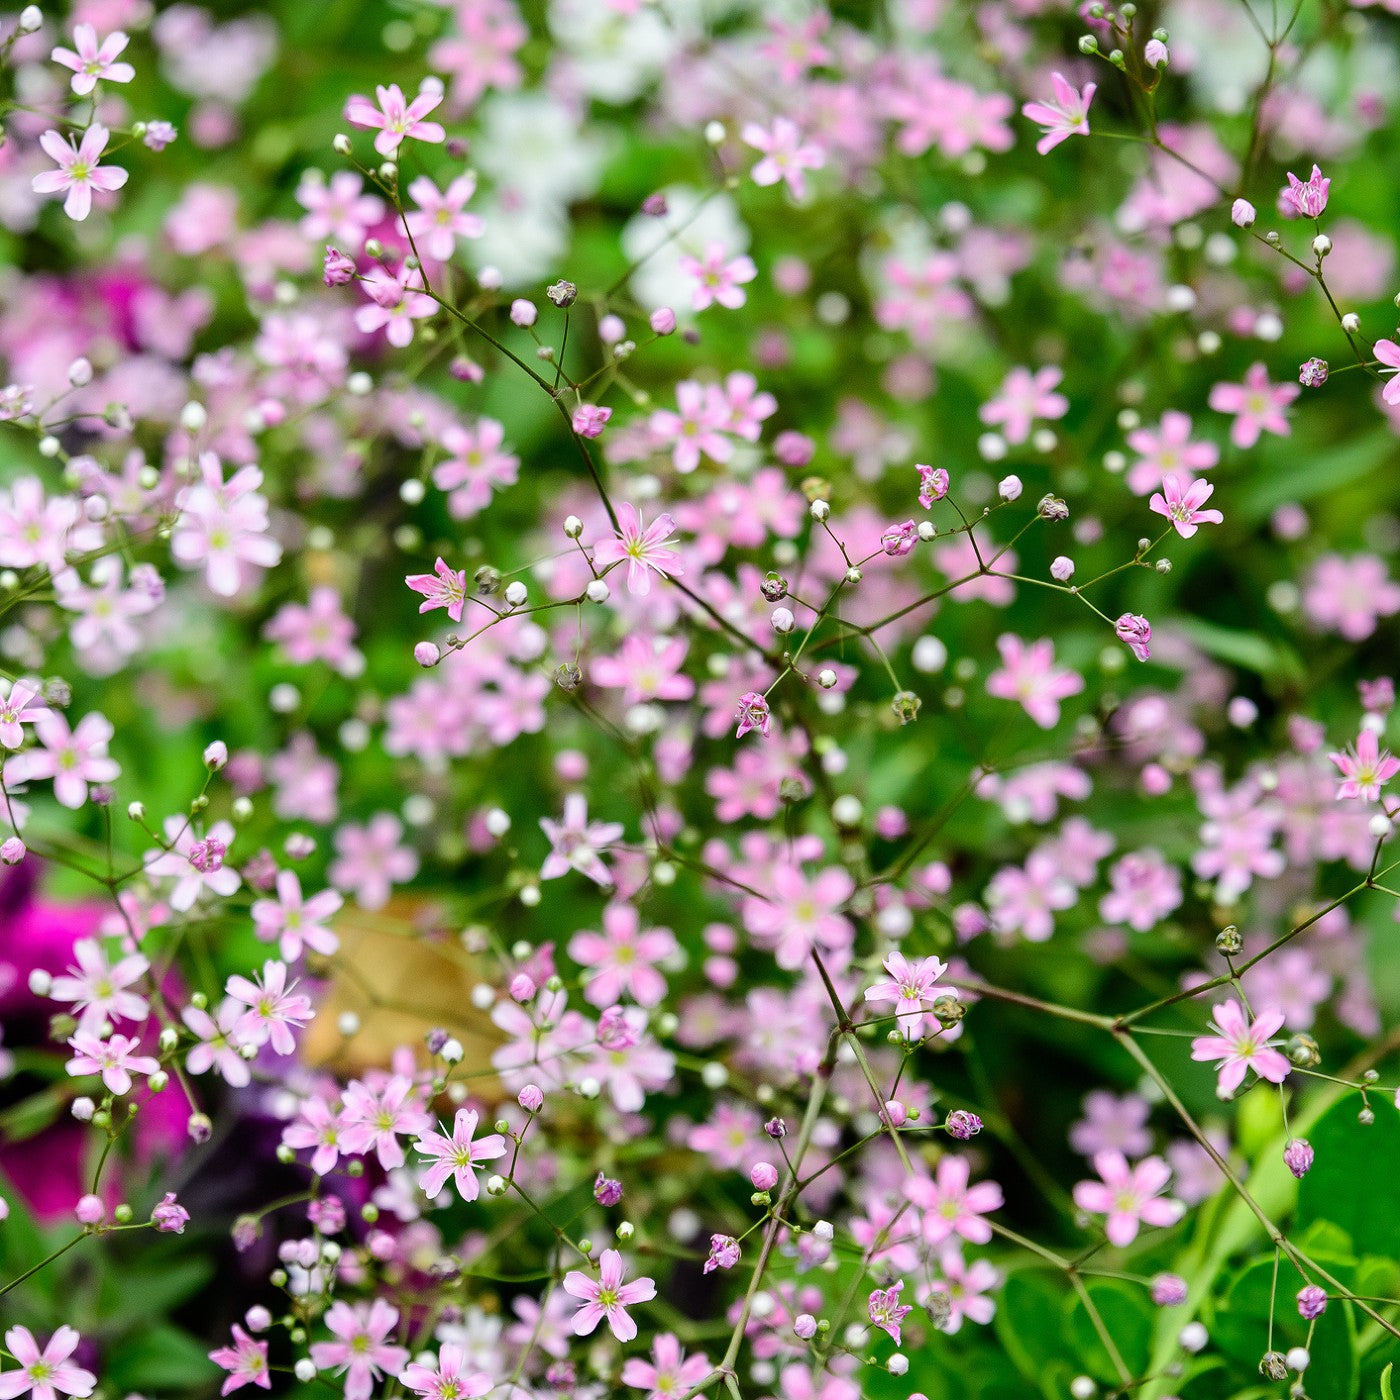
309, 1300, 409, 1400
1021, 72, 1096, 154
867, 1281, 913, 1344
32, 125, 128, 222
703, 1234, 740, 1273
1149, 475, 1224, 539
344, 84, 445, 156
1283, 1139, 1315, 1179
401, 1347, 492, 1400
1297, 1285, 1328, 1320
1375, 340, 1400, 404
1329, 729, 1400, 801
562, 1249, 657, 1343
734, 691, 771, 739
414, 1108, 507, 1201
918, 463, 949, 507
0, 1327, 96, 1400
594, 503, 684, 595
151, 1193, 190, 1233
1190, 1000, 1292, 1094
945, 1110, 983, 1140
1115, 613, 1152, 662
1072, 1153, 1185, 1246
1281, 165, 1330, 219
1152, 1274, 1189, 1306
1299, 357, 1329, 387
208, 1327, 270, 1396
51, 25, 134, 94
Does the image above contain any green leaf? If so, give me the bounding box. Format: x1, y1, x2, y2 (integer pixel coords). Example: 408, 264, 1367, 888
1381, 1362, 1395, 1400
1064, 1279, 1154, 1383
103, 1324, 217, 1393
1297, 1098, 1400, 1259
1174, 617, 1303, 682
994, 1269, 1068, 1397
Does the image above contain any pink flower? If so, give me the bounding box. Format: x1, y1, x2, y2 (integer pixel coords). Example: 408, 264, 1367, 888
402, 173, 483, 262
734, 691, 772, 740
170, 458, 282, 598
309, 1300, 410, 1400
1072, 1152, 1185, 1246
986, 634, 1084, 729
867, 1281, 912, 1344
225, 960, 314, 1056
1021, 72, 1096, 154
1280, 164, 1330, 219
621, 1334, 710, 1400
1329, 728, 1400, 801
282, 1096, 349, 1175
342, 1074, 431, 1170
591, 633, 694, 705
65, 1030, 159, 1096
1115, 612, 1152, 662
562, 1248, 657, 1343
32, 124, 128, 222
0, 679, 48, 750
1303, 553, 1400, 641
923, 1248, 1000, 1333
678, 242, 758, 311
743, 863, 854, 970
979, 366, 1068, 445
703, 1233, 741, 1273
5, 710, 118, 808
1149, 474, 1224, 538
1125, 411, 1219, 496
0, 1327, 95, 1400
540, 794, 624, 887
917, 463, 949, 508
864, 951, 954, 1035
1375, 338, 1400, 405
208, 1327, 269, 1396
51, 25, 135, 94
905, 1155, 1004, 1245
1190, 999, 1292, 1094
572, 404, 613, 438
594, 502, 684, 595
1207, 362, 1300, 449
1098, 849, 1183, 931
401, 1345, 492, 1400
250, 870, 343, 961
569, 902, 678, 1007
413, 1106, 507, 1201
742, 117, 826, 199
649, 382, 733, 473
406, 557, 468, 624
356, 265, 436, 347
344, 83, 446, 157
329, 813, 419, 910
50, 937, 150, 1033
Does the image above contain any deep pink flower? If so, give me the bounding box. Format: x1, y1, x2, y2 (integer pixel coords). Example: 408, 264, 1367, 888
1280, 164, 1330, 218
406, 557, 468, 624
867, 1281, 913, 1344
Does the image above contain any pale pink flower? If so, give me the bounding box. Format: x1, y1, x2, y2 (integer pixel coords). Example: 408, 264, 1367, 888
1115, 612, 1152, 662
0, 679, 48, 750
540, 794, 623, 887
1021, 72, 1096, 154
742, 117, 826, 199
401, 1345, 492, 1400
309, 1300, 409, 1400
356, 265, 436, 348
65, 1030, 159, 1096
251, 869, 343, 961
1149, 474, 1224, 538
986, 634, 1084, 729
344, 84, 446, 157
1329, 728, 1400, 802
170, 459, 282, 598
1208, 362, 1299, 449
329, 813, 419, 910
923, 1248, 1000, 1333
1190, 999, 1291, 1093
864, 951, 953, 1035
0, 1327, 95, 1400
978, 366, 1068, 444
32, 125, 128, 222
225, 960, 314, 1056
569, 903, 677, 1007
282, 1096, 349, 1175
1125, 411, 1219, 496
51, 25, 135, 95
402, 173, 483, 262
594, 502, 684, 595
905, 1155, 1004, 1245
208, 1326, 270, 1396
563, 1248, 657, 1343
1374, 339, 1400, 405
678, 242, 757, 311
734, 692, 771, 740
50, 937, 150, 1033
620, 1334, 710, 1400
342, 1074, 432, 1170
1072, 1152, 1184, 1246
414, 1106, 507, 1201
7, 711, 119, 809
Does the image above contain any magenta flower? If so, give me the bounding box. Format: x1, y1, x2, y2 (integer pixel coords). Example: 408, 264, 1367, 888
401, 1345, 493, 1400
208, 1326, 270, 1396
31, 125, 128, 222
867, 1281, 913, 1344
51, 25, 135, 95
1207, 362, 1299, 449
1021, 72, 1096, 154
1280, 164, 1330, 219
905, 1155, 1004, 1245
1072, 1152, 1185, 1246
593, 502, 684, 595
344, 83, 446, 157
562, 1248, 657, 1343
406, 557, 468, 624
413, 1107, 507, 1201
309, 1300, 409, 1400
917, 463, 949, 508
1149, 474, 1224, 539
986, 633, 1084, 729
1190, 999, 1291, 1094
742, 117, 826, 199
0, 1327, 96, 1400
1329, 728, 1400, 802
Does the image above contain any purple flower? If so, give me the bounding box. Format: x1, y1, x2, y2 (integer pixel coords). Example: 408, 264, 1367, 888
1297, 1284, 1327, 1320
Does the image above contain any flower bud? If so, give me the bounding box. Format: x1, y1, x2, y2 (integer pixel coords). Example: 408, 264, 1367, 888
1283, 1138, 1314, 1178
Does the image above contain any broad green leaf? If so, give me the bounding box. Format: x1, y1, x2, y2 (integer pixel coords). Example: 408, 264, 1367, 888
1297, 1099, 1400, 1260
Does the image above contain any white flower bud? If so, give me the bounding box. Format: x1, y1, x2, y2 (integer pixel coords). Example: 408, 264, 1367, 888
1342, 312, 1360, 333
294, 1360, 318, 1383
1313, 234, 1331, 258
771, 607, 794, 634
180, 402, 207, 432
486, 1174, 508, 1196
586, 579, 610, 604
71, 1096, 96, 1122
1070, 1379, 1097, 1400
812, 1219, 834, 1241
887, 1355, 909, 1377
399, 478, 426, 505
484, 808, 511, 837
818, 669, 837, 689
27, 969, 51, 997
809, 499, 830, 522
998, 474, 1023, 502
68, 358, 93, 388
563, 515, 583, 539
19, 7, 42, 33
440, 1038, 464, 1064
504, 581, 528, 607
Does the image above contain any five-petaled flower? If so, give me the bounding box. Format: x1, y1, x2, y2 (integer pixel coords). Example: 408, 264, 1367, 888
594, 503, 684, 596
1149, 474, 1224, 539
1328, 728, 1400, 802
32, 125, 128, 222
406, 557, 468, 624
344, 84, 446, 156
1072, 1153, 1185, 1246
51, 25, 135, 95
1021, 72, 1096, 154
1190, 999, 1292, 1094
562, 1249, 657, 1343
414, 1107, 508, 1201
0, 1326, 96, 1400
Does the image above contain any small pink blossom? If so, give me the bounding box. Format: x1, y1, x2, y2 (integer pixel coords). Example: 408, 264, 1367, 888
406, 557, 468, 624
594, 502, 684, 595
65, 1030, 159, 1096
1150, 474, 1224, 538
986, 634, 1084, 729
1072, 1153, 1185, 1246
1021, 72, 1096, 154
905, 1155, 1004, 1245
51, 25, 135, 94
344, 84, 446, 157
1329, 728, 1400, 801
208, 1326, 269, 1396
0, 1327, 95, 1400
32, 125, 128, 222
414, 1107, 507, 1201
1190, 999, 1292, 1094
401, 1346, 492, 1400
742, 117, 826, 199
309, 1300, 410, 1400
1208, 362, 1300, 449
562, 1249, 657, 1343
1280, 164, 1330, 218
